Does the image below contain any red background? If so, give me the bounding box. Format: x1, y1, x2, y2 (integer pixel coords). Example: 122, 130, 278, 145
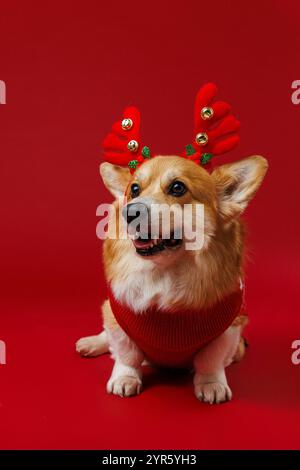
1, 0, 300, 450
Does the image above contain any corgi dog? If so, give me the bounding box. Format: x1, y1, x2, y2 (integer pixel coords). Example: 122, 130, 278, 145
76, 84, 268, 404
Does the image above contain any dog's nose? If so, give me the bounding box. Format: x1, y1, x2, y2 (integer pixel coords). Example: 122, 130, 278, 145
122, 202, 149, 224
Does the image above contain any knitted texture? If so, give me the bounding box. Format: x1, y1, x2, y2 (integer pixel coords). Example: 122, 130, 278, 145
108, 285, 244, 368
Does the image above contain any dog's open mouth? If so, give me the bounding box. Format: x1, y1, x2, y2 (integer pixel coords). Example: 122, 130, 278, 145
132, 233, 183, 257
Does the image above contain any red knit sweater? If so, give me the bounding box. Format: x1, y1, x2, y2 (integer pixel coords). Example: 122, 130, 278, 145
108, 284, 244, 368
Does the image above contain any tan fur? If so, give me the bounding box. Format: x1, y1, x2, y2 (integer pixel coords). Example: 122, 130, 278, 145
102, 156, 267, 313
78, 154, 268, 401
102, 299, 119, 331
233, 337, 247, 363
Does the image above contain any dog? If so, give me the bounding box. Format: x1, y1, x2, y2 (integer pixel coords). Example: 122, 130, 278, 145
76, 84, 268, 403
77, 153, 268, 403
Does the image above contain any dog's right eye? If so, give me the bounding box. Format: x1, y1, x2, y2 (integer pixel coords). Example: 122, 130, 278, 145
130, 183, 140, 198
168, 180, 187, 197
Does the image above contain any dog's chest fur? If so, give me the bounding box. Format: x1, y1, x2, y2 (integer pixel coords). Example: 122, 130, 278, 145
107, 242, 242, 314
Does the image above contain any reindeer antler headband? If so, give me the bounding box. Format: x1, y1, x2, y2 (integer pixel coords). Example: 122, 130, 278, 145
102, 83, 240, 172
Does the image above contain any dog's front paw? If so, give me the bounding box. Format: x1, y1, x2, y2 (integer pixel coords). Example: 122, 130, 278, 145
76, 335, 104, 357
107, 376, 142, 397
195, 382, 232, 404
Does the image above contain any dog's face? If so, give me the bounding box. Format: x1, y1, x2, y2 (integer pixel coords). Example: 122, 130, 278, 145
100, 155, 268, 266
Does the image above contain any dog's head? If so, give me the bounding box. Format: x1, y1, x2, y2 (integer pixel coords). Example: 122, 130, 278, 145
100, 155, 268, 266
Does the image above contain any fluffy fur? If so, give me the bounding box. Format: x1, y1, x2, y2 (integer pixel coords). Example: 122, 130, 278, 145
76, 155, 268, 403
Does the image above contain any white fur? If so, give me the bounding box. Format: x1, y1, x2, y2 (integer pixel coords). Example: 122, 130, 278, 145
107, 363, 143, 397
193, 325, 241, 403
105, 325, 144, 366
110, 253, 241, 314
76, 327, 144, 397
103, 323, 241, 402
105, 326, 144, 397
77, 156, 265, 402
111, 259, 174, 313
76, 331, 108, 357
109, 191, 216, 313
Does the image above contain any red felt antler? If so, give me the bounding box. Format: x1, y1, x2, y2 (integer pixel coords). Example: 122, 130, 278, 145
102, 84, 240, 172
102, 106, 152, 172
183, 83, 240, 167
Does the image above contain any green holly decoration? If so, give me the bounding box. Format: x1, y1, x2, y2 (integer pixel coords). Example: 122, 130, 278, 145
185, 144, 196, 156
201, 153, 213, 165
128, 159, 138, 169
141, 146, 151, 158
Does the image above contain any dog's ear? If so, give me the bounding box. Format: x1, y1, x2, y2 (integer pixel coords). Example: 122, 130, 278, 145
211, 155, 268, 219
100, 162, 132, 198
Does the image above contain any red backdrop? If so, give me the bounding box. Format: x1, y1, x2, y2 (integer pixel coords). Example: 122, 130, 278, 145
1, 0, 300, 450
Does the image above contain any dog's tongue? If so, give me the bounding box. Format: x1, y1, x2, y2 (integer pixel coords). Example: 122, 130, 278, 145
133, 238, 154, 249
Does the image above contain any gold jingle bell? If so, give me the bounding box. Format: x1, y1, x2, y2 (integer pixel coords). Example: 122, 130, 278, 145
195, 132, 208, 146
127, 140, 139, 152
121, 118, 133, 130
201, 107, 214, 120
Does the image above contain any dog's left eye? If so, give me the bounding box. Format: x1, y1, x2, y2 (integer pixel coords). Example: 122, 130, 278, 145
130, 183, 140, 198
168, 181, 187, 197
